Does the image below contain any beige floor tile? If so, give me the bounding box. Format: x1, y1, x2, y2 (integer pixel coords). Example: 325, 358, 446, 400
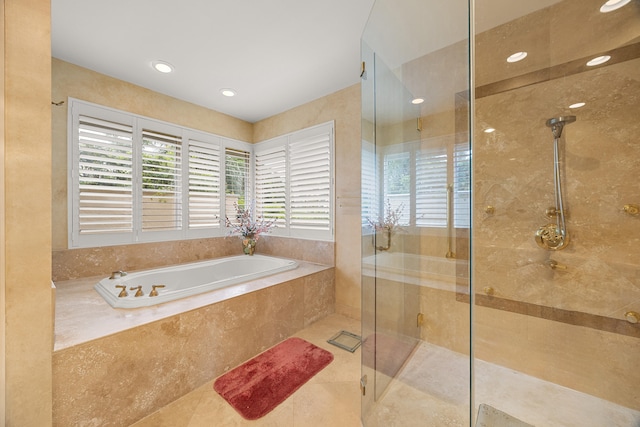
130, 314, 361, 427
130, 313, 640, 427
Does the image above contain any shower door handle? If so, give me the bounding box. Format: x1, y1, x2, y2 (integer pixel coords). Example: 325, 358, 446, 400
360, 375, 367, 396
446, 184, 456, 259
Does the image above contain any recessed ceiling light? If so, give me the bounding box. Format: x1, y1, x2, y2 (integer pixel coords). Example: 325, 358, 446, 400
569, 102, 586, 109
484, 128, 496, 133
152, 60, 174, 73
506, 51, 528, 63
600, 0, 631, 13
586, 55, 611, 66
220, 88, 236, 97
411, 97, 425, 105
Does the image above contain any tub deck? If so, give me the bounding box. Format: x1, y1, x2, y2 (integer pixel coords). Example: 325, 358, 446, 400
54, 259, 330, 351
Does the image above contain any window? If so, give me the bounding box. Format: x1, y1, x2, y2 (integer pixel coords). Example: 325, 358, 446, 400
188, 138, 221, 230
377, 137, 470, 230
255, 139, 287, 228
383, 151, 411, 226
254, 122, 334, 241
224, 148, 251, 226
361, 140, 378, 228
141, 129, 182, 232
69, 99, 334, 247
69, 99, 251, 247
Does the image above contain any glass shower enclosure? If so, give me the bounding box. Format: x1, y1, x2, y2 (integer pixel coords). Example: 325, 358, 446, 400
361, 0, 640, 426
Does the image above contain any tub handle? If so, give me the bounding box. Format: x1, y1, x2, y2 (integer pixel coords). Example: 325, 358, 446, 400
129, 285, 144, 297
150, 285, 165, 297
115, 285, 128, 298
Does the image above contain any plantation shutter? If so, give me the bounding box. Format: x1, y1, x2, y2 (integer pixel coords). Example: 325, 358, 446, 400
141, 129, 182, 231
77, 115, 134, 235
188, 139, 221, 229
361, 140, 378, 228
453, 142, 471, 228
255, 145, 287, 228
415, 146, 448, 227
383, 151, 410, 225
225, 148, 251, 225
289, 127, 332, 232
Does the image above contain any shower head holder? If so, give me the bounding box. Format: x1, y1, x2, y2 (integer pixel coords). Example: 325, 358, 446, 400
545, 116, 576, 139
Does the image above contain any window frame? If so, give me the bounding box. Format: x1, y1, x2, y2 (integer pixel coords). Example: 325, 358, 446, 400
68, 98, 253, 248
254, 121, 335, 241
370, 135, 470, 234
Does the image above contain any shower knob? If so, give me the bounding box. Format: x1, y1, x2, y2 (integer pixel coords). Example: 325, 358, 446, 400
625, 311, 639, 324
623, 204, 639, 216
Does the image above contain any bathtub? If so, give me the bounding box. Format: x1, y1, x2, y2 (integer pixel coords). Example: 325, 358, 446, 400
94, 254, 298, 309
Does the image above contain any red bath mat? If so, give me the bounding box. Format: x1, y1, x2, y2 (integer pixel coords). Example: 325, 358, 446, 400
213, 337, 334, 420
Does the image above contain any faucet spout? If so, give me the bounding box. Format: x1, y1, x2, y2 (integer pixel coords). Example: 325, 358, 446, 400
109, 270, 127, 279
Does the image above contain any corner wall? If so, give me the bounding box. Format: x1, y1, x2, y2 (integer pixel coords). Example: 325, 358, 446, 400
4, 0, 53, 425
253, 84, 363, 319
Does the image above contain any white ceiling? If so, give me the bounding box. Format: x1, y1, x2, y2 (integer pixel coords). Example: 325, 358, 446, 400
51, 0, 563, 124
52, 0, 376, 123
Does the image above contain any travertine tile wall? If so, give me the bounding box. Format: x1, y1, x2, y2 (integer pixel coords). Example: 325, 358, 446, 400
472, 0, 640, 410
366, 0, 640, 411
52, 235, 334, 282
3, 1, 54, 426
51, 58, 354, 310
50, 56, 349, 426
253, 85, 362, 320
52, 58, 253, 252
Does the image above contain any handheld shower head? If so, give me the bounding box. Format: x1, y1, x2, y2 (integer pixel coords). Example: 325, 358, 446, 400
546, 116, 576, 139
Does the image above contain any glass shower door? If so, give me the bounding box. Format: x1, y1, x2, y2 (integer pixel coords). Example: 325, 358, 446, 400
361, 0, 471, 425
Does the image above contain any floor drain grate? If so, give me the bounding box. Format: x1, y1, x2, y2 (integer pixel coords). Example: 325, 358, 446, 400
327, 330, 362, 352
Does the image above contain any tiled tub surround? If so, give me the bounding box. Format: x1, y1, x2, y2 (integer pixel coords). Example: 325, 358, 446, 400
53, 260, 334, 427
52, 235, 334, 282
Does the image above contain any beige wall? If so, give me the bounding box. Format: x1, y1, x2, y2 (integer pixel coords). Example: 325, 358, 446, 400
3, 0, 53, 425
472, 0, 640, 410
52, 58, 361, 319
254, 84, 363, 319
52, 58, 253, 251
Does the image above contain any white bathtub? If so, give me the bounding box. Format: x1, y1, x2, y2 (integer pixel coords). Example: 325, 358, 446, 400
94, 255, 298, 309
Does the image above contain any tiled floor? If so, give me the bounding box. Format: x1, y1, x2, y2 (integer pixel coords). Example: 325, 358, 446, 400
131, 313, 640, 427
130, 314, 363, 427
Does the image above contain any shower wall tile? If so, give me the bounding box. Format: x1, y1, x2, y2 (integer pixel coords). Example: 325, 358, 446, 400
474, 305, 640, 411
420, 287, 471, 356
474, 1, 640, 410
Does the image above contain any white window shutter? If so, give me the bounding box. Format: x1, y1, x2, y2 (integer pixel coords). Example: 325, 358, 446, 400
415, 147, 448, 227
77, 115, 134, 235
255, 145, 287, 228
289, 129, 332, 232
188, 139, 221, 229
454, 142, 471, 228
224, 148, 251, 225
361, 140, 378, 228
141, 129, 182, 232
